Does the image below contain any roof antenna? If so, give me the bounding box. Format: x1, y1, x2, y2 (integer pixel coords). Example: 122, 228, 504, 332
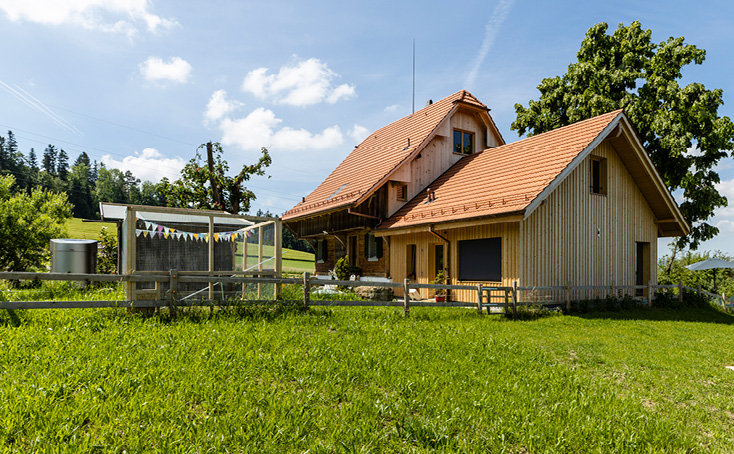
412, 39, 415, 115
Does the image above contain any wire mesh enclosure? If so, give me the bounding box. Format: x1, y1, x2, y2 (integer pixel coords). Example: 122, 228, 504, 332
99, 203, 282, 302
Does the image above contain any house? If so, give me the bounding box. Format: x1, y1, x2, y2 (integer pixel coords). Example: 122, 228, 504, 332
282, 90, 689, 301
281, 90, 504, 277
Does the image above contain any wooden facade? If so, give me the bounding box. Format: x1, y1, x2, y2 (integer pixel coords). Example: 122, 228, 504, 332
284, 93, 686, 299
383, 138, 667, 302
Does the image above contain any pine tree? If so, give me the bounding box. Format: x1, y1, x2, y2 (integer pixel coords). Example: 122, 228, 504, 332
42, 145, 57, 175
57, 149, 69, 181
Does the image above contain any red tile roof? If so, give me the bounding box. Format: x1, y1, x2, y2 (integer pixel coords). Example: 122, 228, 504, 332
378, 109, 624, 229
281, 90, 490, 221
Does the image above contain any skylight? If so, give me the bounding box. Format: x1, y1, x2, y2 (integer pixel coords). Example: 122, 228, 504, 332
326, 183, 348, 201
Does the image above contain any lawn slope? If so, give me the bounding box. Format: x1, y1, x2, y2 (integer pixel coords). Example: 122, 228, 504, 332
0, 306, 732, 452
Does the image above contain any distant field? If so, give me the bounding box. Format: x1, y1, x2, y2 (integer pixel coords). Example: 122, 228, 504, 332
65, 217, 117, 240
0, 304, 732, 451
65, 218, 314, 273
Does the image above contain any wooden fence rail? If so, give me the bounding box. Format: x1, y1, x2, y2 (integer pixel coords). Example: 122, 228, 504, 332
0, 271, 731, 314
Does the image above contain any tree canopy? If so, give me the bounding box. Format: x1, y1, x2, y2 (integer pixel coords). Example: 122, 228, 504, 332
512, 21, 734, 250
159, 142, 271, 214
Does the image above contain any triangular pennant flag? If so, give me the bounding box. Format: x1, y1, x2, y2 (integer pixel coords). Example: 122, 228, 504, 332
164, 232, 170, 239
214, 233, 220, 242
145, 221, 152, 230
136, 229, 142, 237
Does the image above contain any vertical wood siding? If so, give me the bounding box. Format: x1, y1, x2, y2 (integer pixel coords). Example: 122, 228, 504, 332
388, 222, 519, 301
520, 140, 658, 301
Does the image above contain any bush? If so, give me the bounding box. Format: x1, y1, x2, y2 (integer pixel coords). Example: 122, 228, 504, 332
333, 255, 361, 281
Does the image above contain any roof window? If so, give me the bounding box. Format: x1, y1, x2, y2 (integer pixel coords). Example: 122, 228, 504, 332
326, 183, 348, 201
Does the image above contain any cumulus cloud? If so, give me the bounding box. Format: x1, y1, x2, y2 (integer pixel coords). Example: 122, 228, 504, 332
384, 104, 400, 113
0, 0, 178, 36
101, 148, 186, 182
717, 220, 734, 233
242, 58, 355, 106
139, 56, 192, 84
204, 89, 243, 123
349, 124, 370, 143
217, 107, 343, 151
716, 178, 734, 200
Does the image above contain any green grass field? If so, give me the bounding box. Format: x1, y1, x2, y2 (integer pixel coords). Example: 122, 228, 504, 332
65, 217, 118, 240
0, 303, 732, 452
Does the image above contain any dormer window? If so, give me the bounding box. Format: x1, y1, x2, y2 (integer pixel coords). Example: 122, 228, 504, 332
453, 129, 474, 155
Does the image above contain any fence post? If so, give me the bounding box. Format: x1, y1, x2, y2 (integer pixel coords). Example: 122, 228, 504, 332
678, 281, 683, 303
566, 282, 571, 311
476, 284, 483, 314
403, 279, 410, 317
511, 281, 518, 320
302, 272, 310, 309
168, 269, 178, 316
648, 280, 654, 306
610, 282, 615, 298
697, 285, 702, 297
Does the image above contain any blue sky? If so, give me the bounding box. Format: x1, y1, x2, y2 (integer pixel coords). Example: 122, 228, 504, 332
0, 0, 732, 257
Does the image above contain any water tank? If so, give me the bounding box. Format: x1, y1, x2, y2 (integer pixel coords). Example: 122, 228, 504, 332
50, 239, 97, 274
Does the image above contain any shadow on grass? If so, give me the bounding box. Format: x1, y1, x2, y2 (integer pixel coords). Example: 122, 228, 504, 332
572, 305, 734, 324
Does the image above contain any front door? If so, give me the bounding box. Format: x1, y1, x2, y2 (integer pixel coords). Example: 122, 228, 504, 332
635, 242, 650, 297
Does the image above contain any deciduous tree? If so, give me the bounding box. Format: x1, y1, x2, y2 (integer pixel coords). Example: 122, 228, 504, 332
0, 175, 72, 271
159, 142, 271, 214
512, 21, 734, 250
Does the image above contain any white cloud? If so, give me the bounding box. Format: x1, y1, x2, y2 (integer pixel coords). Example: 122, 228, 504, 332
101, 148, 186, 182
384, 104, 400, 113
716, 220, 734, 233
349, 124, 370, 143
242, 58, 355, 106
716, 178, 734, 200
204, 89, 243, 123
218, 107, 343, 151
139, 56, 192, 84
0, 0, 178, 36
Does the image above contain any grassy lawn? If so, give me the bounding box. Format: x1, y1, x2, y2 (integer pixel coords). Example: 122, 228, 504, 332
0, 304, 733, 452
65, 217, 117, 240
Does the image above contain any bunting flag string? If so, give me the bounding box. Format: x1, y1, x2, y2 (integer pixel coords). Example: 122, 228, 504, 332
133, 218, 253, 243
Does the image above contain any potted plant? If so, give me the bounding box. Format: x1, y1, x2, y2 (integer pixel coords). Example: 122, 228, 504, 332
432, 270, 446, 302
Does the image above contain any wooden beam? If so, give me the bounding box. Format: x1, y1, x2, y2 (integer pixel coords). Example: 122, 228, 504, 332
274, 219, 283, 299
208, 215, 214, 300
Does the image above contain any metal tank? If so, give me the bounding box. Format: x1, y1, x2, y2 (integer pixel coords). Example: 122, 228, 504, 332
50, 239, 97, 274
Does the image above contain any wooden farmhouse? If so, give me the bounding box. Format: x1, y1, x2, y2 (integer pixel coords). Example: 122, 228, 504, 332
281, 90, 689, 301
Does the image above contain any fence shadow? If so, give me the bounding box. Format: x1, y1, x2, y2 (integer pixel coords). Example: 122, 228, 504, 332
571, 305, 734, 325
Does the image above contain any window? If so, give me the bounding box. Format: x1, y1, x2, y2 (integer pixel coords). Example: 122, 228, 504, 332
590, 156, 607, 195
453, 129, 474, 155
434, 244, 444, 277
316, 239, 325, 263
365, 233, 383, 261
458, 237, 501, 281
396, 183, 407, 201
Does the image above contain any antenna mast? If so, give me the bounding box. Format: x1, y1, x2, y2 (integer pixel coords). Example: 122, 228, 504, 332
412, 39, 415, 114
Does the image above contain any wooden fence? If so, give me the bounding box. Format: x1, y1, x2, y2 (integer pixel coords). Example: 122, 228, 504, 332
0, 271, 731, 317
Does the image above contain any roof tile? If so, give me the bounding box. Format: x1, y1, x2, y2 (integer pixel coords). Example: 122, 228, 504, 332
281, 90, 488, 221
378, 109, 623, 229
